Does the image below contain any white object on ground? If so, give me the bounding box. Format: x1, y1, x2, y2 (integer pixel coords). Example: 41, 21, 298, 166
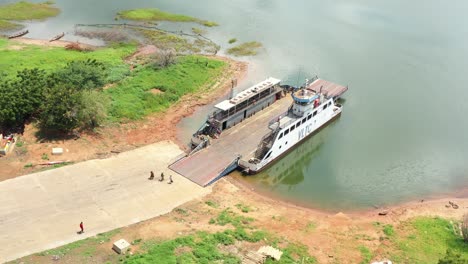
112, 239, 130, 254
52, 148, 63, 155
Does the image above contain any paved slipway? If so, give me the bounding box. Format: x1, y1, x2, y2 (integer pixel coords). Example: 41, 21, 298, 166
0, 141, 211, 263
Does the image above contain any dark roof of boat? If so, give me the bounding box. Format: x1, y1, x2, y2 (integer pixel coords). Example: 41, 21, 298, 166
306, 78, 348, 99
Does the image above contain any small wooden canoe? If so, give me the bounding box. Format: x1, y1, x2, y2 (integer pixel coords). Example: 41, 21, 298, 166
8, 29, 29, 39
49, 32, 65, 42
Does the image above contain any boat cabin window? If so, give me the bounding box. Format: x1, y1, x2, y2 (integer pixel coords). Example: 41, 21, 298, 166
313, 111, 317, 117
307, 114, 312, 120
265, 151, 272, 159
290, 124, 296, 131
302, 118, 306, 124
323, 104, 328, 110
284, 128, 290, 135
328, 101, 332, 106
278, 132, 283, 139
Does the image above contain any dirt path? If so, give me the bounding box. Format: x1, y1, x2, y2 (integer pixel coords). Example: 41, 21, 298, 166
0, 141, 211, 263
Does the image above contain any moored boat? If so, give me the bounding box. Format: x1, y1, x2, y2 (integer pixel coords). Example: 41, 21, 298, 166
8, 30, 29, 39
49, 32, 65, 42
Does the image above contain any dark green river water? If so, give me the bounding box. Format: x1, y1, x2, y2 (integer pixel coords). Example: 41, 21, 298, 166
3, 0, 468, 210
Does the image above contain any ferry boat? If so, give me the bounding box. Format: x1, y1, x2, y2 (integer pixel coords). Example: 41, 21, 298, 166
190, 77, 284, 150
173, 76, 347, 186
238, 76, 348, 174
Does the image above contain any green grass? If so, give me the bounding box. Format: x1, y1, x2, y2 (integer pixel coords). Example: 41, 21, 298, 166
205, 200, 219, 208
358, 246, 372, 264
0, 1, 60, 21
228, 38, 237, 44
0, 19, 21, 30
226, 41, 263, 56
0, 40, 136, 81
210, 208, 254, 228
139, 29, 218, 54
266, 242, 317, 264
380, 217, 468, 263
106, 55, 226, 120
191, 27, 206, 35
38, 229, 120, 257
116, 8, 218, 27
383, 224, 395, 236
235, 203, 252, 213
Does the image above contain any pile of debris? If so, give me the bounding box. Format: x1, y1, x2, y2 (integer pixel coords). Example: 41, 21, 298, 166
0, 134, 16, 156
242, 246, 282, 264
446, 201, 459, 209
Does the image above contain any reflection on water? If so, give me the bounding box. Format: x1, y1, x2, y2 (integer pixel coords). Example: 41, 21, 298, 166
256, 128, 325, 190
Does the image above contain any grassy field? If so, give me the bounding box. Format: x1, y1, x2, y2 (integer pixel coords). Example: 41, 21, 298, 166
0, 20, 21, 30
227, 41, 262, 56
0, 1, 59, 21
377, 217, 468, 263
0, 38, 226, 122
0, 39, 135, 82
117, 8, 218, 27
106, 55, 226, 120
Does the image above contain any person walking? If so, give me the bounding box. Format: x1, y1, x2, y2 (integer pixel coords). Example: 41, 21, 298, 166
148, 171, 154, 180
168, 175, 173, 184
79, 222, 84, 234
159, 172, 165, 182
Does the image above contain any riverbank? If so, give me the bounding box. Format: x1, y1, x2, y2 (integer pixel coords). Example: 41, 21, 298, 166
10, 175, 468, 263
0, 37, 247, 181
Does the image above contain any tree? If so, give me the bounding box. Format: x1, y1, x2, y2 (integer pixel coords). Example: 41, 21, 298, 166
149, 49, 176, 69
438, 249, 468, 264
0, 68, 48, 127
39, 84, 82, 132
52, 59, 107, 90
77, 90, 110, 129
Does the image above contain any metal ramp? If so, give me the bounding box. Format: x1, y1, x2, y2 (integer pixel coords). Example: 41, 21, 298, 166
169, 96, 293, 187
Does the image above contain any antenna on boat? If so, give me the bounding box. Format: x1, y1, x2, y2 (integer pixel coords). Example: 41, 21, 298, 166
295, 68, 303, 90
229, 78, 237, 99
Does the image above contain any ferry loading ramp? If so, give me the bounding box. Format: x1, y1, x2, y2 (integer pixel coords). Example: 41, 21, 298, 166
170, 96, 293, 186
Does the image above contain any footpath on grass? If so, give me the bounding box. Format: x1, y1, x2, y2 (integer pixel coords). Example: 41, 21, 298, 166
0, 141, 211, 263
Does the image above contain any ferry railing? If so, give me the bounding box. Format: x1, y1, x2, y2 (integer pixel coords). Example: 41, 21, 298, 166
268, 110, 290, 126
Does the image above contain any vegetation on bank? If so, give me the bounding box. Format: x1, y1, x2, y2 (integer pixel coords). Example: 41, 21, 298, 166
0, 39, 225, 133
116, 8, 218, 27
0, 1, 59, 21
16, 207, 316, 264
0, 39, 135, 77
376, 217, 468, 263
106, 55, 226, 120
227, 41, 262, 56
138, 29, 219, 54
0, 20, 20, 31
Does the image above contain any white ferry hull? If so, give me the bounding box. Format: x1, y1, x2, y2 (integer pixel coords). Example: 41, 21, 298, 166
239, 102, 343, 174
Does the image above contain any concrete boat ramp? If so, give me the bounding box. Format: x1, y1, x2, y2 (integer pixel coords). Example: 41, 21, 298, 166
170, 96, 293, 186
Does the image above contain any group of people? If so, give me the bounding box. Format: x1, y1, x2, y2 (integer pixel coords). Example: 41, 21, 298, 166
148, 171, 173, 184
77, 171, 174, 235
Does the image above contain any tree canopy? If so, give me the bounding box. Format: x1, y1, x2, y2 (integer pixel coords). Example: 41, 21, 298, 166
0, 59, 109, 133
